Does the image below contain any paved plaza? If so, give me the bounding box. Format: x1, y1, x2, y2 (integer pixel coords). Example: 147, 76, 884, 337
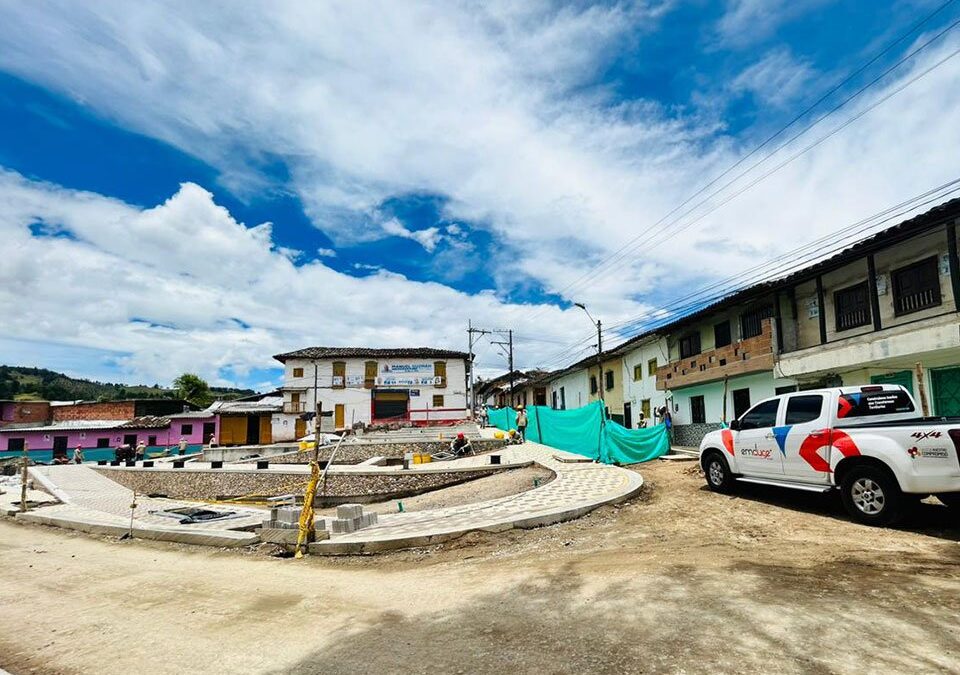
11, 436, 645, 552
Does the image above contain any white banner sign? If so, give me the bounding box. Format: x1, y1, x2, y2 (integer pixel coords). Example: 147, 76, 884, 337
381, 363, 434, 374
376, 376, 441, 386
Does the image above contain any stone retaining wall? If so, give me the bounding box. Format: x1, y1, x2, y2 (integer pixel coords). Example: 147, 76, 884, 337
95, 465, 513, 504
255, 438, 510, 465
671, 423, 723, 447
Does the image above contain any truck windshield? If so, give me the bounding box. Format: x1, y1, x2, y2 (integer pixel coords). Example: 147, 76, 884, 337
837, 390, 915, 418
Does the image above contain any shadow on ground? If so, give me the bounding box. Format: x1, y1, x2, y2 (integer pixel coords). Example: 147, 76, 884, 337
276, 558, 960, 675
698, 481, 960, 542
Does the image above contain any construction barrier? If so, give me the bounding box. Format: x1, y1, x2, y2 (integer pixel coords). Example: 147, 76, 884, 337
486, 401, 669, 465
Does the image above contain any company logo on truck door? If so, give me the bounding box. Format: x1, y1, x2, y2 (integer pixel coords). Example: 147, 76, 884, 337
740, 447, 773, 459
798, 429, 861, 472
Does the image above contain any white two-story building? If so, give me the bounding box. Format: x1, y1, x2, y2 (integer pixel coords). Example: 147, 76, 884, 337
271, 346, 470, 440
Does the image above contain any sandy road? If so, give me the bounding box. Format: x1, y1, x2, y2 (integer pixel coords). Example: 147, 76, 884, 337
1, 460, 959, 674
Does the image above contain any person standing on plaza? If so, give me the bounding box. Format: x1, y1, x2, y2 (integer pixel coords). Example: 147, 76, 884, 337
73, 445, 84, 464
515, 405, 528, 442
135, 440, 146, 462
178, 438, 188, 455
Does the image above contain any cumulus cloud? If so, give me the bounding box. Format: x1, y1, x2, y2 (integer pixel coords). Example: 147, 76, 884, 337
316, 248, 337, 258
0, 170, 610, 384
0, 2, 959, 383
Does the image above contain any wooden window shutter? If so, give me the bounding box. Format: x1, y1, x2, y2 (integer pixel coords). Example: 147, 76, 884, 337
434, 361, 447, 388
332, 361, 346, 389
364, 361, 377, 389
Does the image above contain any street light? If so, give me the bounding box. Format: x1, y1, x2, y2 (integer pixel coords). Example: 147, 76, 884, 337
574, 303, 604, 403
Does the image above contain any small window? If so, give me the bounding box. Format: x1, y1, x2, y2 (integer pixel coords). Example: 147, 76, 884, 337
590, 376, 598, 394
364, 361, 378, 389
97, 437, 110, 448
834, 281, 871, 331
434, 361, 447, 388
604, 370, 614, 391
432, 394, 444, 407
892, 256, 941, 316
740, 306, 771, 339
332, 361, 346, 388
714, 320, 731, 348
292, 367, 304, 378
147, 435, 157, 446
647, 358, 658, 376
690, 395, 706, 424
785, 395, 824, 424
7, 438, 24, 452
738, 399, 780, 430
181, 424, 193, 435
633, 365, 642, 381
837, 390, 915, 418
679, 333, 701, 359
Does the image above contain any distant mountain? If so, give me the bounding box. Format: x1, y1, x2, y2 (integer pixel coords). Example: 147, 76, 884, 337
0, 365, 257, 402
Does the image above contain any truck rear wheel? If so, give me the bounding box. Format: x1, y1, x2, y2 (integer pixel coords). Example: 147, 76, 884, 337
840, 465, 903, 526
702, 451, 736, 494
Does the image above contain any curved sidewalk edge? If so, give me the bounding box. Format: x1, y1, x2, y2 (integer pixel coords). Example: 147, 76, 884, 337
309, 444, 645, 555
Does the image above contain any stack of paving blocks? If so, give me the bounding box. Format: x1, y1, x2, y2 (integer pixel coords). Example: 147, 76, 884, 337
259, 506, 329, 545
316, 503, 378, 535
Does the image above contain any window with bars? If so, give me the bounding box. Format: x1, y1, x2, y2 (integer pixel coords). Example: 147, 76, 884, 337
834, 281, 871, 331
292, 367, 304, 377
740, 306, 771, 339
892, 256, 941, 316
679, 332, 701, 359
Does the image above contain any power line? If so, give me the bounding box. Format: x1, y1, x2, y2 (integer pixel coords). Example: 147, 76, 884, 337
531, 178, 960, 372
518, 3, 960, 325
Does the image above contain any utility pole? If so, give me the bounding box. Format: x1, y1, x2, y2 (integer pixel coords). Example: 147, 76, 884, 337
595, 319, 603, 403
467, 320, 492, 418
490, 329, 515, 407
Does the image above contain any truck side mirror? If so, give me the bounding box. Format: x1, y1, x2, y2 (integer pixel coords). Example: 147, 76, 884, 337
728, 420, 740, 431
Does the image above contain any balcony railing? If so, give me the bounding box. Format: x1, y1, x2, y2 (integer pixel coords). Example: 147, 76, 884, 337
283, 402, 307, 414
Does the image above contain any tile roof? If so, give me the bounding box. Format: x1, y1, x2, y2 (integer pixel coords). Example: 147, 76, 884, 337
273, 346, 470, 363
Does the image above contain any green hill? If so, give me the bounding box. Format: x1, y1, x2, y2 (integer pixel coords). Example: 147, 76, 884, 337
0, 365, 257, 402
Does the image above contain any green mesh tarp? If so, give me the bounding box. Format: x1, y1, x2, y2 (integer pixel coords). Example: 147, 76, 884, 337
486, 401, 670, 464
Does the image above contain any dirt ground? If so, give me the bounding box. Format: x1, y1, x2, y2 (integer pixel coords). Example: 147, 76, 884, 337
2, 459, 959, 674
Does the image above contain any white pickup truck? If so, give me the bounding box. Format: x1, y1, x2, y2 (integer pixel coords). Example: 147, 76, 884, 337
699, 385, 960, 525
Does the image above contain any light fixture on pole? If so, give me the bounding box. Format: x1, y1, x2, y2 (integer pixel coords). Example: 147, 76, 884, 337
574, 303, 603, 403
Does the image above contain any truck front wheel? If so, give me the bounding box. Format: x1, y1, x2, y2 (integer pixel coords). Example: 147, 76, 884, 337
840, 465, 903, 526
702, 451, 736, 494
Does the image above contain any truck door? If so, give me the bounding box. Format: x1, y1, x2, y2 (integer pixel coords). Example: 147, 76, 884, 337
734, 398, 783, 475
778, 393, 832, 484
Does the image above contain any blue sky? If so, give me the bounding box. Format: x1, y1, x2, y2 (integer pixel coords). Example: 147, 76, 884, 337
1, 0, 959, 389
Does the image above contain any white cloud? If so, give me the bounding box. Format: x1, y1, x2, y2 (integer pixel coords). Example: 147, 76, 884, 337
715, 0, 833, 48
0, 3, 959, 382
316, 248, 337, 258
731, 47, 816, 107
379, 217, 443, 252
0, 170, 622, 385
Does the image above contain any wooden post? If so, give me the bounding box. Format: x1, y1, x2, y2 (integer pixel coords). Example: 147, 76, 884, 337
20, 441, 29, 512
915, 362, 930, 416
722, 376, 729, 423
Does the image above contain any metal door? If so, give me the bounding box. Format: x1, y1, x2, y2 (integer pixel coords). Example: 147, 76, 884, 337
932, 367, 960, 416
623, 402, 633, 429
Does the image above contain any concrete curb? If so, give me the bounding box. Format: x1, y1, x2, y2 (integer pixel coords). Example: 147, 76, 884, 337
16, 510, 259, 547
